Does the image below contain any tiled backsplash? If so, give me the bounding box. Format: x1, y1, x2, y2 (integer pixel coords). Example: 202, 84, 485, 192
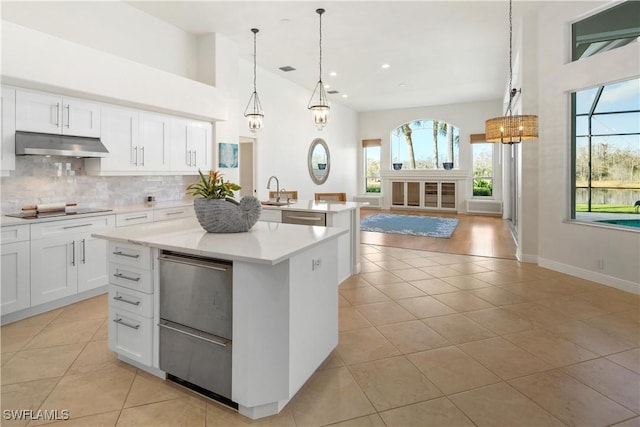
0, 157, 198, 213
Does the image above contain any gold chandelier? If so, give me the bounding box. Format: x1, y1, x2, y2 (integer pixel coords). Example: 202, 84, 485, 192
485, 0, 538, 144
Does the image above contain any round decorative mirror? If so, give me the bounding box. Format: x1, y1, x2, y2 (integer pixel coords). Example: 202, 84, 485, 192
308, 138, 330, 185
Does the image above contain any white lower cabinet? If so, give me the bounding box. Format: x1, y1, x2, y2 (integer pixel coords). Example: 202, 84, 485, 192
107, 241, 154, 367
1, 240, 30, 314
108, 307, 153, 366
30, 215, 115, 306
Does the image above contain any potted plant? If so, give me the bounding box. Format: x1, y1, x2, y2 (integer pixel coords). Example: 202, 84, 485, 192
187, 170, 261, 233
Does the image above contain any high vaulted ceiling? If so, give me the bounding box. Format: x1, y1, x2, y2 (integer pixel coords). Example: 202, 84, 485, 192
128, 1, 541, 112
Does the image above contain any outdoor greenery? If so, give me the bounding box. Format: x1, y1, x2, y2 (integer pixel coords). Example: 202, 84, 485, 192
473, 179, 493, 196
575, 204, 636, 214
391, 120, 459, 169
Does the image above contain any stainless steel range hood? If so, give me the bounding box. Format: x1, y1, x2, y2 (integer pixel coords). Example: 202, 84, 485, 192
15, 131, 109, 158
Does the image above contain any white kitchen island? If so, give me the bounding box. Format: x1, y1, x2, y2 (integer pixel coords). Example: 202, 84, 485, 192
259, 200, 366, 283
93, 218, 347, 420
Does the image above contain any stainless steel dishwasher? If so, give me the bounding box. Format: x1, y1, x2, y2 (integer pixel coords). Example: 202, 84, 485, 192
158, 251, 234, 405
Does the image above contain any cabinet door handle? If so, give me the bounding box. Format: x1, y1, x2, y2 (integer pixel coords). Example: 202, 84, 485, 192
165, 211, 185, 216
113, 272, 140, 282
65, 105, 70, 128
113, 317, 140, 330
124, 215, 148, 221
132, 146, 138, 165
193, 150, 197, 166
71, 241, 76, 266
159, 321, 228, 347
81, 238, 86, 264
55, 102, 60, 127
113, 295, 141, 306
287, 215, 324, 222
112, 251, 140, 259
186, 150, 191, 166
63, 223, 92, 230
140, 146, 145, 166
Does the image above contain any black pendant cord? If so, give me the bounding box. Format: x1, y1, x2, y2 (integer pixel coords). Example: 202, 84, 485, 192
252, 28, 258, 95
506, 0, 513, 116
318, 8, 325, 85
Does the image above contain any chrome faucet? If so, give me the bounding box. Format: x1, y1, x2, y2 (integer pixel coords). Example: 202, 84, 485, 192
267, 176, 280, 202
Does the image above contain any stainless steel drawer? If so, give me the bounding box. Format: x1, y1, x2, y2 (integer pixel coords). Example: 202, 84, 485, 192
159, 319, 232, 400
282, 210, 326, 226
159, 252, 232, 339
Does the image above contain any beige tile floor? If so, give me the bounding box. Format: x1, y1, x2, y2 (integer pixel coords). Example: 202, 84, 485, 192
1, 244, 639, 426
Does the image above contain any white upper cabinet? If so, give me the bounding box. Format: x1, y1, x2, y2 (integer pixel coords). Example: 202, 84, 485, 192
170, 118, 211, 173
88, 105, 139, 173
138, 112, 169, 171
16, 89, 101, 137
1, 86, 16, 176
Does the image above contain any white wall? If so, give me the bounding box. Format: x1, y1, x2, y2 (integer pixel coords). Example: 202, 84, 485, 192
1, 1, 197, 80
535, 2, 640, 293
237, 59, 359, 201
357, 100, 502, 197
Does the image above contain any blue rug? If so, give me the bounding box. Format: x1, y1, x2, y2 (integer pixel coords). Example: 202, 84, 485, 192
360, 213, 459, 238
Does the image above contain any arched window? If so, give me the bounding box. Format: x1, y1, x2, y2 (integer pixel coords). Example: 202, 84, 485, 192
390, 120, 459, 170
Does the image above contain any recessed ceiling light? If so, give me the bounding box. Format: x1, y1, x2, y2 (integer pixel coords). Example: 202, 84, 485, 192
399, 83, 406, 87
341, 94, 348, 98
381, 64, 391, 69
329, 72, 337, 77
324, 84, 331, 89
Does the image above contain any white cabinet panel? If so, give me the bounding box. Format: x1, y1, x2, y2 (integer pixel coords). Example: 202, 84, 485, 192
16, 90, 100, 137
138, 112, 169, 171
1, 87, 16, 175
170, 118, 211, 172
30, 215, 115, 306
1, 241, 30, 314
152, 206, 193, 222
108, 284, 153, 318
77, 234, 110, 293
115, 211, 153, 227
30, 235, 78, 305
90, 106, 139, 172
108, 306, 153, 366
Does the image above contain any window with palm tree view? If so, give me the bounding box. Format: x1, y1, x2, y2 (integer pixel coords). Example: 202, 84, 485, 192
391, 120, 459, 170
572, 77, 640, 223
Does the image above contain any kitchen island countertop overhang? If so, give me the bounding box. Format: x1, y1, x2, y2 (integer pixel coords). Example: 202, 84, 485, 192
92, 216, 348, 265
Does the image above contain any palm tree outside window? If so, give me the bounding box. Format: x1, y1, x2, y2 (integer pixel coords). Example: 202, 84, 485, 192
391, 120, 459, 170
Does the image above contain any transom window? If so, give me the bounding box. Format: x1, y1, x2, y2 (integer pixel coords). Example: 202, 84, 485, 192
390, 120, 459, 170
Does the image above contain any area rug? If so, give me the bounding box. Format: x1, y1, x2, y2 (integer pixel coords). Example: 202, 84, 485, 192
360, 213, 459, 238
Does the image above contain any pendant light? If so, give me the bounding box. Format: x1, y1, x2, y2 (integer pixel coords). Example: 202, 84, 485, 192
485, 0, 538, 144
308, 8, 330, 130
244, 28, 264, 134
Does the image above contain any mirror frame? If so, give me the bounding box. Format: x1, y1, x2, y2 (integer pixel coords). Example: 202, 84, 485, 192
308, 138, 330, 185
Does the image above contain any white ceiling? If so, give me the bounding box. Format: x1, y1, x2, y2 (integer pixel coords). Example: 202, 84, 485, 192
128, 1, 542, 112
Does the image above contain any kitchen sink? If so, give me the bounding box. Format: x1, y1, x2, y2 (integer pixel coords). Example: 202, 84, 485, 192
261, 200, 294, 206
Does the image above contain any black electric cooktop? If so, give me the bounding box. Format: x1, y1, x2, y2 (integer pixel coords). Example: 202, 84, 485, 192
5, 208, 112, 220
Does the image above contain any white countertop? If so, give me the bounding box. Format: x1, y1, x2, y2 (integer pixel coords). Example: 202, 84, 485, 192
260, 200, 366, 213
92, 217, 348, 265
0, 199, 194, 227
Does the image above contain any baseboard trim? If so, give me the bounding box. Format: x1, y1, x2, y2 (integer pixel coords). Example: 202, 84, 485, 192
538, 257, 640, 295
1, 286, 108, 325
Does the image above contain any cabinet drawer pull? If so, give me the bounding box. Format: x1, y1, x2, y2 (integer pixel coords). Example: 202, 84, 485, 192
165, 211, 185, 216
63, 223, 92, 229
112, 251, 140, 259
125, 215, 148, 221
113, 317, 140, 330
159, 321, 227, 347
55, 102, 60, 127
71, 240, 76, 266
287, 215, 324, 221
113, 272, 140, 282
113, 295, 141, 306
